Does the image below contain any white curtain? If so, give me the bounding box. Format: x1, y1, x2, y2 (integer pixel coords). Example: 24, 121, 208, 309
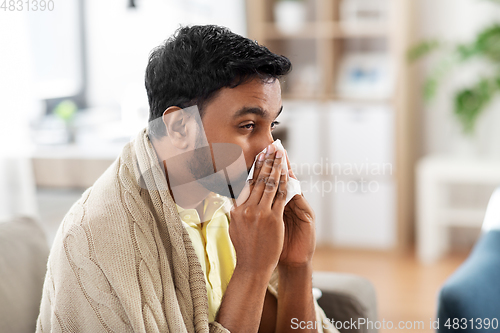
0, 13, 39, 221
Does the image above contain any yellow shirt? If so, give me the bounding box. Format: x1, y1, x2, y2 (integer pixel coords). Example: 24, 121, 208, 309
176, 193, 236, 322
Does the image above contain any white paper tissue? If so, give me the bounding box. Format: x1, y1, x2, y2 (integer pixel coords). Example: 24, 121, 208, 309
246, 139, 302, 204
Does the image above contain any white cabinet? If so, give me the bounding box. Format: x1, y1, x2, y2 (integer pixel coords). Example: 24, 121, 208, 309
330, 179, 396, 248
280, 102, 331, 243
283, 101, 397, 248
325, 102, 396, 248
282, 101, 322, 171
327, 103, 394, 169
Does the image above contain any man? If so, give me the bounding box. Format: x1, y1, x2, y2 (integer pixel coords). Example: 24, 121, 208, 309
37, 25, 335, 333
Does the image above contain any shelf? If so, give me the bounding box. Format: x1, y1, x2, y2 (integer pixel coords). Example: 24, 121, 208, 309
440, 208, 486, 227
336, 21, 390, 38
248, 0, 415, 251
262, 21, 390, 40
32, 143, 123, 160
263, 23, 321, 40
329, 94, 392, 103
282, 93, 324, 100
282, 93, 392, 104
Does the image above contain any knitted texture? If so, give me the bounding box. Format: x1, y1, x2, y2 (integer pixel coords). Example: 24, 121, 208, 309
37, 129, 224, 333
36, 129, 335, 333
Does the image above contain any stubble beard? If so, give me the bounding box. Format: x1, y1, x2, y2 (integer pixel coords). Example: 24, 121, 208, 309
187, 128, 249, 199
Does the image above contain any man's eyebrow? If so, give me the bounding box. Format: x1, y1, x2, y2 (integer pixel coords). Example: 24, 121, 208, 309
233, 105, 283, 119
233, 107, 267, 119
276, 105, 283, 118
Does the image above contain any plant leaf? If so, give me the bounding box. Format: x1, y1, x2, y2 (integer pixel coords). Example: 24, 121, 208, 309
424, 77, 438, 101
456, 43, 480, 60
454, 79, 495, 134
475, 24, 500, 62
421, 53, 461, 101
407, 39, 440, 63
54, 100, 77, 122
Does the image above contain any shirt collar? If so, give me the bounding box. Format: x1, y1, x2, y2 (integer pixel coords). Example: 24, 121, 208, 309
176, 192, 232, 227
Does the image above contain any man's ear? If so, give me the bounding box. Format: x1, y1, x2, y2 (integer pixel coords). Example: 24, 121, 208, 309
162, 106, 191, 150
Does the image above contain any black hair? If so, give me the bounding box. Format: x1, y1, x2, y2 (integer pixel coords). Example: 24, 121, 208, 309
145, 25, 292, 138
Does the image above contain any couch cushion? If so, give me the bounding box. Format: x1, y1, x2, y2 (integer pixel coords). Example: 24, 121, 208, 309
0, 217, 49, 333
313, 272, 378, 333
437, 230, 500, 331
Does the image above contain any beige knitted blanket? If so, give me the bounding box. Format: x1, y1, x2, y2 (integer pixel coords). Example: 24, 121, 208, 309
36, 129, 335, 333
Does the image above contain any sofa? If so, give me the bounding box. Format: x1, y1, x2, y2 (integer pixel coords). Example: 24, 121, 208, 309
0, 216, 378, 333
0, 217, 49, 333
437, 188, 500, 333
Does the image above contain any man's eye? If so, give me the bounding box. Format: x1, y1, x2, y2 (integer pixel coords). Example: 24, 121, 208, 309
240, 121, 280, 132
241, 123, 255, 130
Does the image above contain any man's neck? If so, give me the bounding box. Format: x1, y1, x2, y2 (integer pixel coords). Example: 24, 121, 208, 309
169, 180, 210, 211
150, 136, 210, 212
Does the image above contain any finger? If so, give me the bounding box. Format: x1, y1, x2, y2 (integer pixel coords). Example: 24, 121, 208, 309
234, 150, 267, 207
259, 149, 284, 206
248, 152, 265, 191
283, 149, 298, 180
247, 144, 276, 206
287, 194, 315, 222
272, 166, 288, 214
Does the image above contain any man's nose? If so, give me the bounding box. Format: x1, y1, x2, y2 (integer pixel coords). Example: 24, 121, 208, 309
258, 132, 275, 154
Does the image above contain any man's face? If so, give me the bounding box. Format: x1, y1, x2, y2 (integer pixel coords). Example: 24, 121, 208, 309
187, 78, 282, 198
202, 78, 282, 169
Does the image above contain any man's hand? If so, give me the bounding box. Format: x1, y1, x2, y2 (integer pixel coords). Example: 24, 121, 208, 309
216, 144, 288, 333
279, 149, 316, 268
217, 146, 317, 333
247, 147, 318, 333
229, 144, 288, 275
274, 149, 317, 333
280, 194, 316, 267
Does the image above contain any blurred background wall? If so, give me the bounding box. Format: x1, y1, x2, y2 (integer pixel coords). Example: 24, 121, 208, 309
1, 0, 499, 258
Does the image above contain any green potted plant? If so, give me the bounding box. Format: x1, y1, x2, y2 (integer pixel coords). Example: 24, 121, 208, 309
409, 1, 500, 136
53, 99, 78, 143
